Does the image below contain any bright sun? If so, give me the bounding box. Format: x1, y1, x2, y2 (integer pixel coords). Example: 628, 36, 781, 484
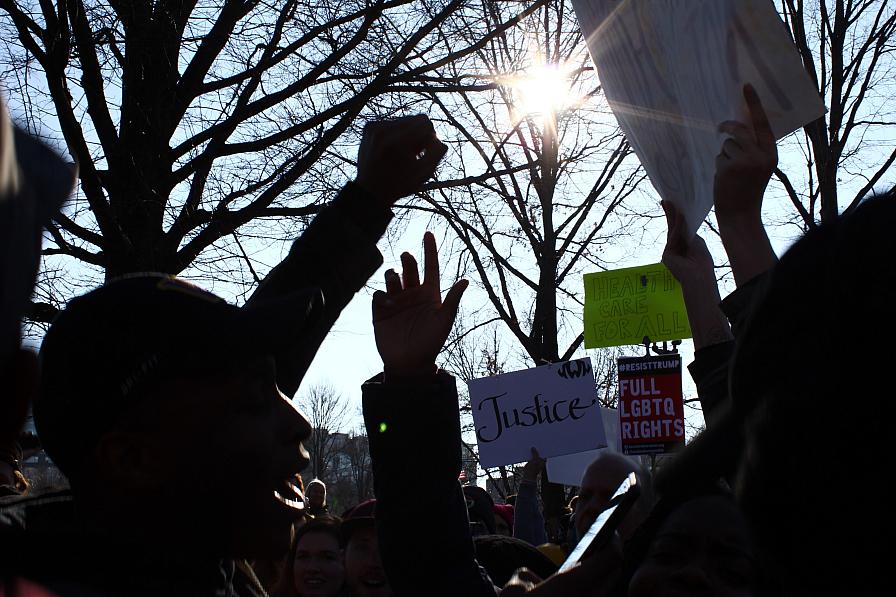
504, 63, 577, 121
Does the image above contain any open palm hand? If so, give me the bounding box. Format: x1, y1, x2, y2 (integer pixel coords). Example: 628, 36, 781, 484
373, 232, 468, 378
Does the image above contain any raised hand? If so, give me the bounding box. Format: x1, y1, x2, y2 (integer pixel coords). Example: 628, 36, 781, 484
714, 84, 778, 227
521, 447, 546, 483
661, 200, 715, 287
661, 200, 732, 350
712, 84, 778, 286
355, 114, 448, 206
373, 232, 468, 379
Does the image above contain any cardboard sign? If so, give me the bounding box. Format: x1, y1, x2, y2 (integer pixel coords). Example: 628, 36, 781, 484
583, 263, 691, 349
571, 0, 826, 235
468, 358, 607, 468
546, 407, 621, 486
618, 354, 685, 455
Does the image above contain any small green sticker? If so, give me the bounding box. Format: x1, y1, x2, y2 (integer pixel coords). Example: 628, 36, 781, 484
379, 422, 388, 433
583, 263, 692, 349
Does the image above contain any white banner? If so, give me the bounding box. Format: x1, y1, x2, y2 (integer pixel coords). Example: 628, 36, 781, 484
571, 0, 825, 234
546, 407, 621, 486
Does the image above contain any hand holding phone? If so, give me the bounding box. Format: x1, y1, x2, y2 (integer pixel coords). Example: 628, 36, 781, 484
559, 472, 639, 573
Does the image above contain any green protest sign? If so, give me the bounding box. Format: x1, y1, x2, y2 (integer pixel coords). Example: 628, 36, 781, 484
583, 264, 692, 349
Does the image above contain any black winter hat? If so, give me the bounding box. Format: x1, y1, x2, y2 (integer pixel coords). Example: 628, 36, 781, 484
35, 274, 321, 476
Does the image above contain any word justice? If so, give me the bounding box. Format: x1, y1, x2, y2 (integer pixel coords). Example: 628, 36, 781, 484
476, 393, 598, 443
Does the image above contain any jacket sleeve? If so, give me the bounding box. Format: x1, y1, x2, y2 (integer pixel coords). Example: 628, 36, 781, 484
362, 371, 497, 597
247, 182, 392, 397
687, 271, 771, 425
512, 479, 547, 546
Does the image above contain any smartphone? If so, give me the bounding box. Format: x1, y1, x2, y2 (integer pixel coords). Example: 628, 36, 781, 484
558, 472, 640, 573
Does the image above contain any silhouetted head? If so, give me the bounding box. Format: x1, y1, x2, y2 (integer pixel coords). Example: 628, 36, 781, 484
341, 500, 391, 597
733, 189, 896, 596
306, 479, 327, 510
574, 452, 653, 541
464, 485, 496, 535
627, 490, 756, 597
36, 275, 321, 558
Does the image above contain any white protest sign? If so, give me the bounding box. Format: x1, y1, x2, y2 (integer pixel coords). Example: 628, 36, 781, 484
571, 0, 825, 235
468, 358, 606, 468
546, 408, 621, 486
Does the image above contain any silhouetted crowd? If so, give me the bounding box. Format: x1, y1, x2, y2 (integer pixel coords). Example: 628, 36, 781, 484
1, 82, 893, 597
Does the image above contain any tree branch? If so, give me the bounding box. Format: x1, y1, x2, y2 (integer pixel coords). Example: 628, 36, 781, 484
774, 167, 814, 228
845, 146, 896, 214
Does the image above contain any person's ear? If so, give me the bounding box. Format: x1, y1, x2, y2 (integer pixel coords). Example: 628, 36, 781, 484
94, 431, 168, 490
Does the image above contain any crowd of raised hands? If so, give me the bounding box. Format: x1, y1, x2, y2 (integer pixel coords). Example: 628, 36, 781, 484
2, 80, 894, 597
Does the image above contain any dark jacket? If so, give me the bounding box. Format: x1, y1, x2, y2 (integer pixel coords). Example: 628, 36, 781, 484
362, 371, 497, 597
0, 490, 267, 596
687, 272, 770, 423
308, 504, 331, 518
248, 181, 392, 398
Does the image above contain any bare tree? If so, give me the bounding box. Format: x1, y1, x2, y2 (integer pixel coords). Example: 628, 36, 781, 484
0, 0, 549, 319
416, 0, 646, 529
591, 345, 625, 409
441, 313, 508, 385
343, 429, 374, 504
316, 427, 372, 514
415, 0, 646, 365
297, 382, 349, 482
775, 0, 895, 226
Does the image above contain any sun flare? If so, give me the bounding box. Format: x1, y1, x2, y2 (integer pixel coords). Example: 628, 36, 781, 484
502, 62, 578, 122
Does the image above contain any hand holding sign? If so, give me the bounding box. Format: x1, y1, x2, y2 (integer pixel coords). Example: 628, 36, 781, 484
661, 201, 731, 350
373, 231, 468, 379
714, 84, 778, 228
521, 447, 546, 483
571, 0, 824, 236
660, 200, 715, 288
713, 85, 779, 287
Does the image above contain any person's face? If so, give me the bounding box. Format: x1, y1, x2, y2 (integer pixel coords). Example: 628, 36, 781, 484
293, 531, 344, 597
627, 496, 756, 597
574, 455, 634, 539
307, 483, 326, 508
146, 356, 311, 558
344, 526, 391, 597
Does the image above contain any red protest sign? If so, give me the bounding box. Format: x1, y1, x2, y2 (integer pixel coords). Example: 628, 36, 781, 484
617, 354, 684, 455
